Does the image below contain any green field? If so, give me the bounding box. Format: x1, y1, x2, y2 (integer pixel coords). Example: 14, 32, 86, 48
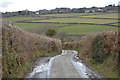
15, 23, 118, 35
4, 13, 118, 35
3, 16, 45, 22
111, 23, 118, 26
15, 23, 70, 34
57, 24, 118, 34
15, 23, 68, 29
81, 13, 118, 18
32, 18, 117, 24
39, 13, 100, 17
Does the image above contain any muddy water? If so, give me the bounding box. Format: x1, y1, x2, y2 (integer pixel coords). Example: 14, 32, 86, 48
26, 57, 52, 78
70, 50, 101, 78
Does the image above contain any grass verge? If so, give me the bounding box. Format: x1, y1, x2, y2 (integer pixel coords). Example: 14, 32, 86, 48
86, 56, 118, 78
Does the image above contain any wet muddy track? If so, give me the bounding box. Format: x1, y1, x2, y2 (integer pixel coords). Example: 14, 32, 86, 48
27, 50, 101, 78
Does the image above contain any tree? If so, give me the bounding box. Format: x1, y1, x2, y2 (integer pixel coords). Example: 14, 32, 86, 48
46, 29, 57, 37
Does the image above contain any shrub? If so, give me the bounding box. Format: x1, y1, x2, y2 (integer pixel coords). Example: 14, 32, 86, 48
2, 22, 62, 78
46, 28, 57, 37
91, 35, 106, 63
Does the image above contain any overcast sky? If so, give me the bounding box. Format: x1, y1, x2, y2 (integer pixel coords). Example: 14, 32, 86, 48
0, 0, 119, 12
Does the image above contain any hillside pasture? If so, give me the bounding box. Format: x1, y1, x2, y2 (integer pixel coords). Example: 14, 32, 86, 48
31, 18, 117, 24
39, 13, 98, 17
3, 16, 45, 22
15, 23, 69, 29
111, 23, 118, 26
4, 13, 118, 35
81, 13, 118, 19
57, 24, 118, 34
15, 23, 70, 34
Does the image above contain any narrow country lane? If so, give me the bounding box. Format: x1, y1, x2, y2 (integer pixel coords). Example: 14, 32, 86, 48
49, 51, 80, 78
27, 50, 101, 78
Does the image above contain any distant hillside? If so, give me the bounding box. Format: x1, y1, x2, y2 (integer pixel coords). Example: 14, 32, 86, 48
2, 4, 118, 17
63, 30, 119, 78
2, 21, 62, 78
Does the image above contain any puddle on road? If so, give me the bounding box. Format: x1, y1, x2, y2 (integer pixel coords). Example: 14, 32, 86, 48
70, 50, 101, 78
26, 57, 53, 78
27, 63, 48, 78
26, 50, 101, 79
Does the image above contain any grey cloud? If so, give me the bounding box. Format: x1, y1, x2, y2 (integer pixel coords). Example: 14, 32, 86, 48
0, 0, 13, 8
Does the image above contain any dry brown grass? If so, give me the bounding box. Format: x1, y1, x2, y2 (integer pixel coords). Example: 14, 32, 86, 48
79, 31, 118, 59
63, 41, 80, 50
63, 30, 119, 61
2, 21, 62, 78
63, 30, 119, 77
